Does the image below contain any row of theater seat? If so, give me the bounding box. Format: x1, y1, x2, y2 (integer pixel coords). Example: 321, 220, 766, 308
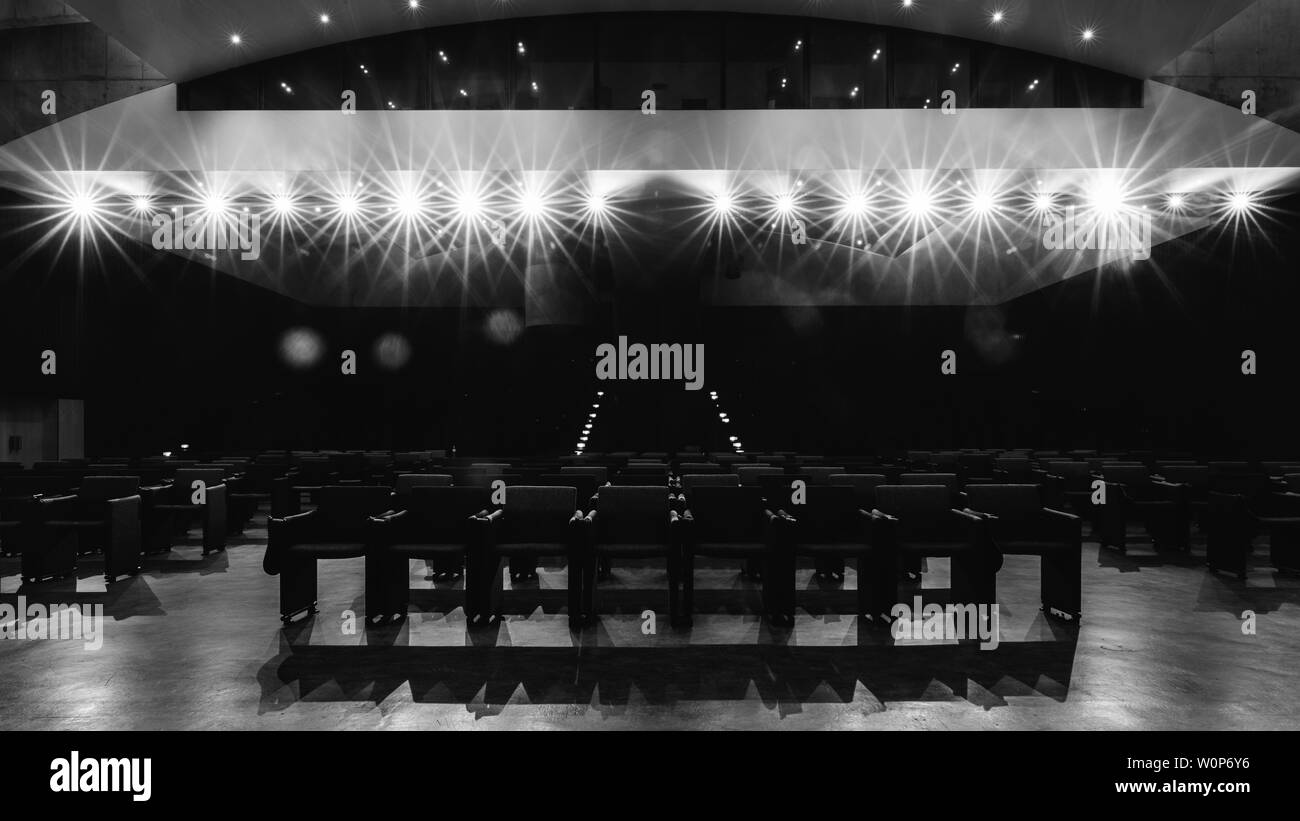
260, 474, 1083, 629
0, 469, 231, 584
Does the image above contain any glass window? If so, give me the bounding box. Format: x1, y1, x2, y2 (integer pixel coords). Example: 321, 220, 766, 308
809, 22, 886, 108
724, 16, 805, 109
513, 17, 596, 110
974, 47, 1056, 108
344, 32, 427, 111
597, 14, 723, 110
431, 23, 509, 110
891, 33, 970, 110
263, 47, 344, 111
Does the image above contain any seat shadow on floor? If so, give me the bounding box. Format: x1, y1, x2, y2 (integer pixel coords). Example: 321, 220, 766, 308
1193, 565, 1300, 615
254, 631, 1079, 717
6, 572, 164, 619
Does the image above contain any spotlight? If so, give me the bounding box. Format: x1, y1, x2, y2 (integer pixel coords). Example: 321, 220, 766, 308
163, 451, 172, 458
130, 194, 154, 214
230, 33, 242, 45
583, 191, 609, 218
269, 193, 297, 217
408, 0, 420, 7
65, 192, 100, 221
319, 13, 331, 24
968, 189, 999, 216
711, 192, 737, 217
392, 190, 425, 220
517, 188, 548, 220
200, 192, 229, 216
1165, 193, 1187, 211
596, 391, 604, 397
1087, 178, 1130, 216
333, 191, 362, 218
840, 191, 871, 218
1226, 191, 1258, 215
903, 187, 937, 219
773, 192, 797, 218
1032, 191, 1056, 213
991, 10, 1005, 24
1081, 28, 1096, 42
455, 189, 483, 220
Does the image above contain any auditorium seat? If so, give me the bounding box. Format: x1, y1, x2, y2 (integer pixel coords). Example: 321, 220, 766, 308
773, 485, 891, 623
678, 485, 785, 622
366, 486, 492, 624
1039, 461, 1099, 524
477, 486, 586, 629
264, 485, 394, 623
1205, 474, 1300, 578
142, 468, 228, 555
966, 484, 1082, 621
585, 486, 682, 625
870, 485, 998, 610
26, 476, 143, 585
1098, 465, 1186, 554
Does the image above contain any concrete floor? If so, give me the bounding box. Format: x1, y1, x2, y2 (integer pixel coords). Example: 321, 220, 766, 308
1, 514, 1298, 730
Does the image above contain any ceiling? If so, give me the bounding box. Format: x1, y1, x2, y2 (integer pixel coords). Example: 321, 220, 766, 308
67, 0, 1258, 84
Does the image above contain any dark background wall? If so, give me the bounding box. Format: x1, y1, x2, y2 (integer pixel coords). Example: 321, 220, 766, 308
3, 185, 1297, 458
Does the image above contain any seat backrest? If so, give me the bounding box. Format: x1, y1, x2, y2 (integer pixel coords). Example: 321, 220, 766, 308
595, 486, 670, 543
677, 463, 722, 475
1046, 461, 1091, 481
501, 486, 577, 543
1103, 465, 1152, 487
875, 485, 952, 518
315, 485, 394, 538
395, 474, 453, 495
901, 472, 959, 491
173, 469, 227, 501
993, 456, 1033, 477
736, 466, 784, 486
966, 484, 1043, 518
686, 486, 766, 542
828, 474, 888, 506
407, 486, 491, 540
681, 474, 740, 494
802, 466, 847, 485
793, 485, 863, 542
538, 474, 598, 504
1159, 465, 1210, 489
79, 476, 141, 502
560, 466, 608, 483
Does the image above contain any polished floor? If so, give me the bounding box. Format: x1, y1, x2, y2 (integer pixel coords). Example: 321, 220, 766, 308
1, 512, 1297, 730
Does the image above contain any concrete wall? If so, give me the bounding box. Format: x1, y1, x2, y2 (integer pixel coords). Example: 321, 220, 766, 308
1155, 0, 1300, 133
0, 0, 169, 145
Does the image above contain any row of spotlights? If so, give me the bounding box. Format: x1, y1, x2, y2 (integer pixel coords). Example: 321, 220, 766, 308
60, 184, 1264, 226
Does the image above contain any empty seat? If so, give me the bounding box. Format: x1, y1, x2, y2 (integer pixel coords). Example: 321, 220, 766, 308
478, 486, 586, 628
678, 486, 786, 623
366, 486, 493, 623
773, 485, 890, 622
966, 484, 1082, 621
870, 485, 998, 609
264, 485, 394, 623
26, 476, 144, 585
142, 468, 228, 555
585, 486, 682, 625
1098, 465, 1185, 554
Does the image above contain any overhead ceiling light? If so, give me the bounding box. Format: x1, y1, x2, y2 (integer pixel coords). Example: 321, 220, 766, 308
1165, 193, 1187, 211
319, 13, 331, 25
991, 10, 1005, 24
229, 33, 242, 45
